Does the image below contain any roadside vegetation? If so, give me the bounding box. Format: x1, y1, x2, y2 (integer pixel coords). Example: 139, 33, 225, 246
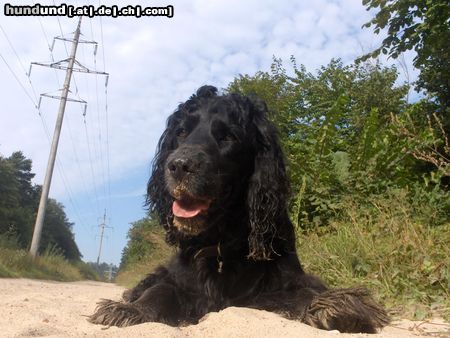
0, 235, 99, 281
115, 216, 173, 288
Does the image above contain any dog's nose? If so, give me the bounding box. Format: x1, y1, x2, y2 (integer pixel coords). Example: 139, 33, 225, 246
167, 157, 194, 180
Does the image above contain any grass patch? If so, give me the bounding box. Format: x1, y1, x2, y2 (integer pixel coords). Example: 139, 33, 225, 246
115, 227, 173, 288
0, 236, 100, 281
297, 189, 450, 321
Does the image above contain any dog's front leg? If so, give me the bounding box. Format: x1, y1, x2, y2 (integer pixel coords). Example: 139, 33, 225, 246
302, 287, 389, 333
122, 266, 170, 302
89, 282, 183, 327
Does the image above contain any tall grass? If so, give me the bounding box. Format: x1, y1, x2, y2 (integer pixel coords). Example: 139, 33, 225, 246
0, 236, 99, 281
297, 188, 450, 320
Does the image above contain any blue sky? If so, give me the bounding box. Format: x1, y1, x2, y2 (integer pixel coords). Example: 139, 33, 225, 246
0, 0, 417, 266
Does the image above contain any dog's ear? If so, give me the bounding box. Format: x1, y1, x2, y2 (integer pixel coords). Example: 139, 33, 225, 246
146, 113, 179, 244
246, 98, 290, 260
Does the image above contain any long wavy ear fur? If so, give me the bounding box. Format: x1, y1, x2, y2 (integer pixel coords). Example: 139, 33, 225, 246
146, 114, 178, 244
246, 98, 290, 260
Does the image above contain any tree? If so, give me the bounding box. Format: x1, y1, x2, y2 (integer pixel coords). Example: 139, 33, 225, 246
361, 0, 450, 114
120, 215, 161, 269
0, 152, 36, 245
228, 58, 415, 227
40, 198, 82, 261
0, 151, 82, 260
119, 213, 172, 273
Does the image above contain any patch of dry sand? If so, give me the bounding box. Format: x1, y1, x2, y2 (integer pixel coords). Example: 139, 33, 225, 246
0, 278, 448, 337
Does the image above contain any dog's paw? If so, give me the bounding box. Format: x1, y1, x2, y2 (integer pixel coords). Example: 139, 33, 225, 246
303, 287, 389, 333
122, 289, 134, 302
88, 299, 154, 327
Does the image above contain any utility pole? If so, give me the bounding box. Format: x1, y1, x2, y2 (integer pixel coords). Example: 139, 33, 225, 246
96, 209, 111, 265
29, 16, 109, 258
108, 264, 113, 282
29, 16, 82, 258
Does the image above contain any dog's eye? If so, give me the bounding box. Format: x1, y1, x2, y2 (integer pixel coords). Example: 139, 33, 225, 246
176, 127, 188, 138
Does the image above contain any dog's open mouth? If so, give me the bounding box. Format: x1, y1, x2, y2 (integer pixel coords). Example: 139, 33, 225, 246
172, 194, 212, 235
172, 195, 211, 218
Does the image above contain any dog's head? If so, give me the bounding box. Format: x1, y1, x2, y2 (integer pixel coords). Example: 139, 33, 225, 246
147, 85, 291, 260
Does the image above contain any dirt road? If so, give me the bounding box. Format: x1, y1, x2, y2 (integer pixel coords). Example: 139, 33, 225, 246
0, 278, 447, 337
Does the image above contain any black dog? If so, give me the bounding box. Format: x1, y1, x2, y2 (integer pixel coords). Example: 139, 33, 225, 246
90, 86, 389, 333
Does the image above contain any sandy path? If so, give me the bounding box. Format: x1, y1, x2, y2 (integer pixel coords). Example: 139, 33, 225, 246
0, 278, 447, 337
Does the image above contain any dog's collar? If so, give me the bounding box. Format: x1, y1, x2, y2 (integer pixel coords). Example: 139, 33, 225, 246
194, 243, 224, 273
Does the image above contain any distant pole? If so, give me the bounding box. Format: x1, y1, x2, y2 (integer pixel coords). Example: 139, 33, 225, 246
29, 17, 83, 258
96, 210, 107, 265
108, 264, 113, 281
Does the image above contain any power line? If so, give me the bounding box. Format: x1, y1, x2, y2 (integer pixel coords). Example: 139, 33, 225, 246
30, 1, 62, 87
0, 52, 37, 108
37, 109, 91, 234
97, 8, 112, 215
93, 5, 112, 215
88, 13, 112, 215
104, 72, 112, 214
1, 22, 52, 112
79, 26, 103, 218
93, 43, 107, 205
63, 106, 99, 222
83, 117, 102, 216
0, 24, 28, 75
0, 23, 39, 107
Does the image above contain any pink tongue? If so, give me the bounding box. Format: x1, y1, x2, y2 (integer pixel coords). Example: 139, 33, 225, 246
172, 199, 210, 218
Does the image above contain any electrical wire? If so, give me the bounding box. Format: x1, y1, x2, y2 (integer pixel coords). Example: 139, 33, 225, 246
97, 2, 112, 215
0, 52, 37, 109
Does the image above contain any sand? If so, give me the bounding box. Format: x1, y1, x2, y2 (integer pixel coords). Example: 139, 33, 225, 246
0, 278, 448, 337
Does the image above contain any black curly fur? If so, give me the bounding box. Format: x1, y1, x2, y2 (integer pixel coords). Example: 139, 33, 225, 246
89, 86, 389, 333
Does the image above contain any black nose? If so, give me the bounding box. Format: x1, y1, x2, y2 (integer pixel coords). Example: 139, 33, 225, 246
167, 157, 194, 180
